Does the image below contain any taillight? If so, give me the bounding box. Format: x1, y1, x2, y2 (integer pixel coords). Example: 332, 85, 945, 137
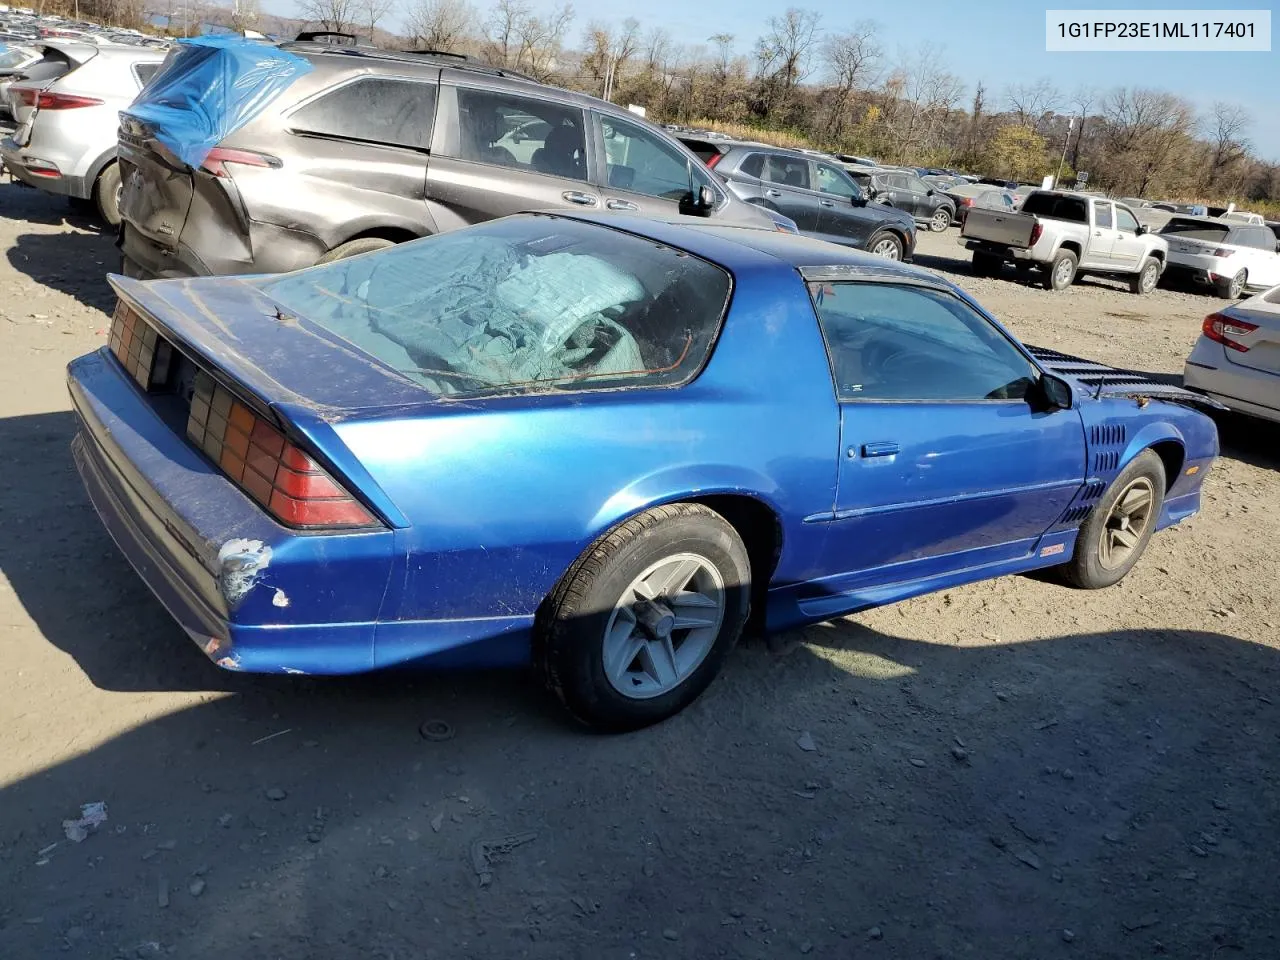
1202, 312, 1258, 352
109, 301, 172, 389
200, 147, 282, 179
1210, 247, 1235, 257
961, 197, 974, 206
35, 92, 104, 110
705, 153, 722, 169
14, 87, 37, 107
1029, 222, 1044, 246
186, 372, 377, 529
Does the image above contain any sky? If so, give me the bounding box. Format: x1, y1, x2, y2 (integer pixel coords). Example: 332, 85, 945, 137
266, 0, 1280, 160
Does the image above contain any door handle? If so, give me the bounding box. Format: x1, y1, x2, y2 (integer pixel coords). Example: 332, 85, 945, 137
605, 198, 639, 211
861, 442, 899, 458
562, 191, 598, 206
1094, 231, 1103, 236
765, 188, 782, 197
820, 199, 834, 207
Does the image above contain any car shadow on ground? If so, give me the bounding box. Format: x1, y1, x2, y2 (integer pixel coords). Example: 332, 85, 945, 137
0, 180, 105, 231
5, 229, 119, 313
916, 243, 1145, 294
3, 612, 1278, 958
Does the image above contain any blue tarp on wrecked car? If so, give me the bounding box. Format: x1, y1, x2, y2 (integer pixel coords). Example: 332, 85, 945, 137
121, 37, 311, 170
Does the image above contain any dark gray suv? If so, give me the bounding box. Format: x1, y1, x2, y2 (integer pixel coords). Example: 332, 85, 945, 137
680, 137, 917, 261
117, 39, 778, 279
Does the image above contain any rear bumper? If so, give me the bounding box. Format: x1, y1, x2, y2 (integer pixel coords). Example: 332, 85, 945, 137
1184, 358, 1280, 424
1, 136, 89, 197
1163, 261, 1216, 286
67, 349, 391, 674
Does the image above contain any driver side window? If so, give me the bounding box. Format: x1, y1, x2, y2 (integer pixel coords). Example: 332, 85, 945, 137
1115, 206, 1140, 233
600, 114, 703, 199
808, 282, 1039, 402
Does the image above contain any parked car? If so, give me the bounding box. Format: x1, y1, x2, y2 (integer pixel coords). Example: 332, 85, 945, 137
117, 36, 777, 280
1, 41, 164, 225
1184, 286, 1280, 423
67, 211, 1217, 730
685, 139, 917, 258
961, 191, 1169, 293
1158, 217, 1280, 298
944, 182, 1028, 226
847, 168, 956, 231
0, 41, 39, 116
835, 153, 877, 167
1222, 211, 1265, 226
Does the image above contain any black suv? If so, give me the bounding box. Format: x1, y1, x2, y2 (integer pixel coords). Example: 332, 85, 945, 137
846, 169, 957, 232
680, 137, 917, 260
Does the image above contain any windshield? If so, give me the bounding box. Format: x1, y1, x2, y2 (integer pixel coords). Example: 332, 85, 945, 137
0, 47, 32, 68
253, 217, 732, 399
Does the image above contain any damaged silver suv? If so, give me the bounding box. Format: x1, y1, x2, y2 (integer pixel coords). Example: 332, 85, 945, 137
117, 36, 778, 279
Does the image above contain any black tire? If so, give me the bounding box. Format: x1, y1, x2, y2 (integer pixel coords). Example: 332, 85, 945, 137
93, 162, 122, 228
866, 230, 904, 260
1062, 450, 1166, 589
1215, 269, 1246, 299
536, 503, 751, 732
972, 251, 1000, 277
1129, 257, 1160, 295
929, 206, 952, 232
1043, 249, 1077, 291
316, 236, 397, 264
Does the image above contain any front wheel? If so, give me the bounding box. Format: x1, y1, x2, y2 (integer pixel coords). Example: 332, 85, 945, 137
1129, 257, 1160, 295
316, 236, 397, 264
929, 207, 952, 232
536, 503, 751, 732
867, 231, 904, 260
1062, 450, 1165, 589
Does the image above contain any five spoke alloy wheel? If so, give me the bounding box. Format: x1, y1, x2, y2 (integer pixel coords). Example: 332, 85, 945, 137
1098, 477, 1155, 571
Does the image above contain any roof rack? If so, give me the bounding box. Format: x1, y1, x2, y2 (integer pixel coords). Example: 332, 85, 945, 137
285, 41, 537, 81
401, 48, 468, 59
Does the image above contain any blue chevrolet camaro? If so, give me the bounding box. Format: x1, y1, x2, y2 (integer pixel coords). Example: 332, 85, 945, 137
67, 213, 1218, 730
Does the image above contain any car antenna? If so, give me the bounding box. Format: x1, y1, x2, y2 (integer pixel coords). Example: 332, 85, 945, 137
1094, 372, 1106, 399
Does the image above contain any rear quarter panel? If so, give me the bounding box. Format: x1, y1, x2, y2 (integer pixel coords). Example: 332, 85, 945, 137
333, 264, 841, 627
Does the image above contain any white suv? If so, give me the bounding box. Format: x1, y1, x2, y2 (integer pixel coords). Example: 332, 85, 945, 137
1, 41, 164, 225
1159, 216, 1280, 299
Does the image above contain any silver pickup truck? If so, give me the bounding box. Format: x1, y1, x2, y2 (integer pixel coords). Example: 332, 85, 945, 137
960, 190, 1169, 293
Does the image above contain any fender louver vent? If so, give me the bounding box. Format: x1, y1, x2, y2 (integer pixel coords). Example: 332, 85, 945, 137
1058, 481, 1107, 525
1090, 424, 1126, 446
1093, 451, 1121, 472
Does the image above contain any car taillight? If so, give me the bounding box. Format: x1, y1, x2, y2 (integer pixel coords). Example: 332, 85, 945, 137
1210, 247, 1235, 257
705, 153, 722, 169
186, 372, 377, 529
200, 147, 282, 179
961, 197, 974, 206
35, 91, 104, 109
1029, 222, 1044, 246
109, 301, 172, 389
14, 87, 38, 107
1202, 312, 1258, 352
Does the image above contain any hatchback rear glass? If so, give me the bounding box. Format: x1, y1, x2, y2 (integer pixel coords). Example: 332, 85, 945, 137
252, 217, 733, 398
1159, 219, 1230, 242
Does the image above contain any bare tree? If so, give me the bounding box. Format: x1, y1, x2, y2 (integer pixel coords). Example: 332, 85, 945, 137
359, 0, 393, 42
753, 7, 822, 118
1005, 78, 1061, 132
407, 0, 475, 50
878, 44, 963, 162
515, 2, 574, 81
231, 0, 260, 32
1100, 87, 1196, 194
582, 17, 640, 100
1203, 101, 1251, 192
821, 21, 881, 141
1067, 86, 1096, 173
297, 0, 357, 32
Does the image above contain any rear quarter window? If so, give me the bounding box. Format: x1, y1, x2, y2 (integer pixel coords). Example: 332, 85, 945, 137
289, 77, 438, 150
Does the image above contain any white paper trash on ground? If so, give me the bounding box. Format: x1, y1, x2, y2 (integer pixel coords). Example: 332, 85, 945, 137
62, 802, 108, 842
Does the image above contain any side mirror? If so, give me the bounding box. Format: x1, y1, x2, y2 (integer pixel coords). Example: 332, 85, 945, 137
1038, 373, 1073, 411
1135, 224, 1148, 235
680, 183, 716, 217
926, 188, 935, 196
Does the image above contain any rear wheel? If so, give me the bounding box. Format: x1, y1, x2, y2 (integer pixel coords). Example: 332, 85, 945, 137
867, 231, 903, 260
536, 503, 751, 732
93, 162, 122, 228
316, 236, 397, 264
1215, 269, 1246, 299
1043, 249, 1077, 291
1062, 450, 1165, 589
1129, 257, 1160, 295
929, 207, 952, 232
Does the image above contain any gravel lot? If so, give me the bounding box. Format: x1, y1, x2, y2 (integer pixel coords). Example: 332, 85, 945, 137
2, 182, 1279, 960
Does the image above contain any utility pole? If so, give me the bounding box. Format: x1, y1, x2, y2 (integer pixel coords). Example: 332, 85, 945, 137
1054, 116, 1074, 189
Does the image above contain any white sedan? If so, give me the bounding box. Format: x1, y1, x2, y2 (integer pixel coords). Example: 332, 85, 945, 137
1160, 217, 1280, 299
1184, 285, 1280, 423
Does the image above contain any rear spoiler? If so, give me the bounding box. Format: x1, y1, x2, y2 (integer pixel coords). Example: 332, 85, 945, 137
1027, 345, 1228, 412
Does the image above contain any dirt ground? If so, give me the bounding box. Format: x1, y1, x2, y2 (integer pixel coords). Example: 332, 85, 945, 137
2, 182, 1279, 960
